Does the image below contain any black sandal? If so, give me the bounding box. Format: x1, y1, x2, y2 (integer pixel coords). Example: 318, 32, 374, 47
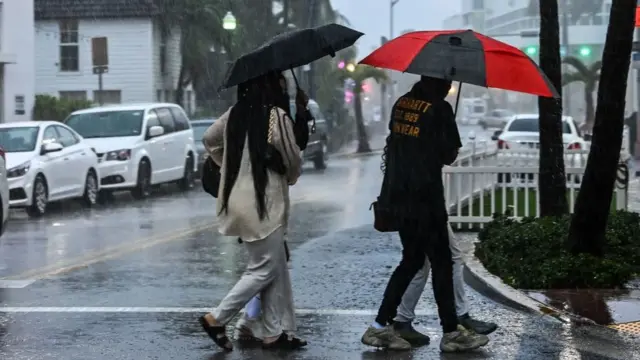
199, 315, 233, 351
262, 333, 308, 350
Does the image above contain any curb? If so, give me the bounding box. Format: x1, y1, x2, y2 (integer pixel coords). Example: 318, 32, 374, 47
463, 239, 600, 326
330, 149, 383, 160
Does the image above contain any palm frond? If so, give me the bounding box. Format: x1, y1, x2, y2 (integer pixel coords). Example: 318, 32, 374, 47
562, 56, 589, 76
562, 72, 586, 87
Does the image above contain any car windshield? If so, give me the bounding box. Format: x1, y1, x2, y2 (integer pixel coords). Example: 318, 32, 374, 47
508, 117, 571, 134
191, 122, 213, 143
0, 126, 40, 152
65, 110, 144, 138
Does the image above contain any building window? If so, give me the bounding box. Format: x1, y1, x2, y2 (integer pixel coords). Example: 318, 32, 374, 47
59, 20, 79, 72
156, 90, 163, 102
165, 90, 172, 103
59, 91, 87, 101
473, 0, 484, 10
93, 90, 121, 104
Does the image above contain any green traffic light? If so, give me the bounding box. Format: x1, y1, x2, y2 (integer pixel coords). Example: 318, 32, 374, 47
525, 46, 537, 56
579, 46, 591, 57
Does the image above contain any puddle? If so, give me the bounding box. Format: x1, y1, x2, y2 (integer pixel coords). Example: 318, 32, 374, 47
524, 288, 640, 325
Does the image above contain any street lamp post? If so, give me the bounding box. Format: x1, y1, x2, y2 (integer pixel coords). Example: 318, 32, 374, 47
222, 11, 236, 107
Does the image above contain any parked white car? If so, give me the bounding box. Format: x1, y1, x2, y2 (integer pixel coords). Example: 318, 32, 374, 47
493, 114, 586, 150
64, 103, 198, 199
0, 146, 9, 235
0, 121, 101, 217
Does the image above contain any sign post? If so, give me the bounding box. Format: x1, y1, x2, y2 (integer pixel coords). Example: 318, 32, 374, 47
91, 37, 109, 105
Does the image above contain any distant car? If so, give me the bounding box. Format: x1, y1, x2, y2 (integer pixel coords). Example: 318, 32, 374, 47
479, 109, 514, 130
494, 114, 586, 150
65, 103, 198, 199
0, 121, 101, 217
290, 99, 329, 169
190, 118, 216, 174
0, 146, 8, 235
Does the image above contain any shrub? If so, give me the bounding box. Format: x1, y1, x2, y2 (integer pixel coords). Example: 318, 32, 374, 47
32, 94, 94, 121
476, 210, 640, 289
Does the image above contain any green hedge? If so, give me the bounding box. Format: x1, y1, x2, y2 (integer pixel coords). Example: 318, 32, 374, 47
476, 210, 640, 289
32, 94, 94, 122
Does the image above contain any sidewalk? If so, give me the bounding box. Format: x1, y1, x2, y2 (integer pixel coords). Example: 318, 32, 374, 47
331, 134, 386, 159
461, 218, 640, 336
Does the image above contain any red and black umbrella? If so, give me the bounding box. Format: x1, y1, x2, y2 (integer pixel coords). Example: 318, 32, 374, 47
359, 29, 559, 98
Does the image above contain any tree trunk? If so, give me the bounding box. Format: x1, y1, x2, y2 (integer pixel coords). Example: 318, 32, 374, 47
174, 65, 186, 105
568, 0, 636, 256
584, 85, 595, 129
353, 89, 371, 153
538, 0, 568, 217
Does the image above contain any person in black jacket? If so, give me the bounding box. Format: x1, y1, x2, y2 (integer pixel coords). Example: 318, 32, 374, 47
361, 76, 489, 352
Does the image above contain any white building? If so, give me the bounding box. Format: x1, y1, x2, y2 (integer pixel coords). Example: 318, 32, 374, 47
34, 0, 195, 114
0, 0, 35, 122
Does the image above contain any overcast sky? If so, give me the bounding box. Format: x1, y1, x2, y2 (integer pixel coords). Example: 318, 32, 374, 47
331, 0, 461, 59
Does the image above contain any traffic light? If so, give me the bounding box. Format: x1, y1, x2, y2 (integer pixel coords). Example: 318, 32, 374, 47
525, 46, 537, 56
579, 46, 592, 57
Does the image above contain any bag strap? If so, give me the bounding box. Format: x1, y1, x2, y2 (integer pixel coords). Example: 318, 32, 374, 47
268, 107, 277, 144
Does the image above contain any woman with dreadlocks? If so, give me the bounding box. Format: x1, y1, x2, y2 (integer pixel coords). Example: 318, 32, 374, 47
200, 71, 306, 351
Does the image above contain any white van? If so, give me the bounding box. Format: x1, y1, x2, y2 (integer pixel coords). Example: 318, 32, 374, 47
65, 103, 198, 199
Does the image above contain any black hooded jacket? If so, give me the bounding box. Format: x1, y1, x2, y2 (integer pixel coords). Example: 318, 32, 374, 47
379, 82, 462, 221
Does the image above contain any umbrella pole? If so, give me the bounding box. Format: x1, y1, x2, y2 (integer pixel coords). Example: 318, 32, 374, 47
453, 81, 463, 119
290, 69, 300, 89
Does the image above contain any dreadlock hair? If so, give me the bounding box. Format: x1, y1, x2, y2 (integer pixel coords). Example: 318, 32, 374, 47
219, 74, 279, 220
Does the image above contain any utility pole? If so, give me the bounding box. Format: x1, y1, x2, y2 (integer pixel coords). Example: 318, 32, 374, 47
388, 0, 400, 118
307, 0, 317, 99
560, 0, 571, 115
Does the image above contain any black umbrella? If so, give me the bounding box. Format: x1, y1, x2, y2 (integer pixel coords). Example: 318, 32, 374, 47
220, 23, 364, 89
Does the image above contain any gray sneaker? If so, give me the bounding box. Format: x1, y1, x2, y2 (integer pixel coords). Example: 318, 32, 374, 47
361, 326, 412, 350
440, 325, 490, 353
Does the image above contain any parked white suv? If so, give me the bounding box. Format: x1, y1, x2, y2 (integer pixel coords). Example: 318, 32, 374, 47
65, 103, 198, 199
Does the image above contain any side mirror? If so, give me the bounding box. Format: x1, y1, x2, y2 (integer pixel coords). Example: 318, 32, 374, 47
583, 133, 592, 141
148, 125, 164, 138
41, 142, 63, 154
491, 130, 502, 141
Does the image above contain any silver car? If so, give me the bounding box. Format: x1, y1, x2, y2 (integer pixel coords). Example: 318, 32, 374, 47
479, 109, 515, 130
190, 118, 216, 174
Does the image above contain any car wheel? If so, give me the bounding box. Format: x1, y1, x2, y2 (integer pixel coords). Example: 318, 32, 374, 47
131, 160, 151, 200
313, 142, 328, 170
178, 155, 195, 191
82, 170, 98, 207
26, 175, 48, 218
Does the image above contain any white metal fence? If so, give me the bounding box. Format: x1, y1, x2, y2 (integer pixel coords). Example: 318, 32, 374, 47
443, 144, 631, 230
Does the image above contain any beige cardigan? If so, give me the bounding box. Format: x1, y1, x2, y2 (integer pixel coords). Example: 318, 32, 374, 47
202, 107, 302, 242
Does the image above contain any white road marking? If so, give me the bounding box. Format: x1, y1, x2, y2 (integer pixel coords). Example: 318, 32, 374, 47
0, 307, 436, 316
0, 280, 36, 289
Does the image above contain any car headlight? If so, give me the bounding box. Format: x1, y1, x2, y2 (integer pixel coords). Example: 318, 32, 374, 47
7, 161, 31, 178
105, 149, 131, 161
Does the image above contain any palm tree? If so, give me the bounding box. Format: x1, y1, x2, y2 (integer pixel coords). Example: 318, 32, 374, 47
337, 65, 388, 153
156, 0, 228, 105
562, 56, 602, 130
568, 0, 637, 256
538, 0, 569, 216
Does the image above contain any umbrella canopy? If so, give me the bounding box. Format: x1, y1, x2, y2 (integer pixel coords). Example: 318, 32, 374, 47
359, 29, 559, 98
221, 23, 363, 89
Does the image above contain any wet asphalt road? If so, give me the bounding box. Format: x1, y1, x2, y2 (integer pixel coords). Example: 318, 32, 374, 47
1, 132, 639, 359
